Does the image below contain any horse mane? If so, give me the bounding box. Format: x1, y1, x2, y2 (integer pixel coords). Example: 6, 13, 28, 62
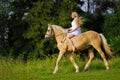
51, 25, 67, 33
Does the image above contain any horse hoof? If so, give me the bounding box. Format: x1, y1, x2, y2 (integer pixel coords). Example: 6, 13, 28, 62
106, 67, 110, 70
76, 71, 79, 73
75, 70, 79, 73
53, 72, 56, 74
84, 68, 88, 72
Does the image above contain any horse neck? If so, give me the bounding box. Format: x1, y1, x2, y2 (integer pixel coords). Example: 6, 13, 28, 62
53, 27, 66, 43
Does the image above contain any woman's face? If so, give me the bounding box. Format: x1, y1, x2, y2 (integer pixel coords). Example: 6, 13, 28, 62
71, 13, 76, 18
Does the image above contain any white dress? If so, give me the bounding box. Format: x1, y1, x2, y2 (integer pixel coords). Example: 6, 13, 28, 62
70, 19, 81, 35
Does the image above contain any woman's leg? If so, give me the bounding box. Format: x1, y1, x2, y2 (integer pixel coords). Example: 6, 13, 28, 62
66, 34, 75, 52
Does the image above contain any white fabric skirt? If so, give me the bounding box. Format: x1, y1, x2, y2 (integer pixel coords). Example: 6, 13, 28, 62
70, 28, 81, 35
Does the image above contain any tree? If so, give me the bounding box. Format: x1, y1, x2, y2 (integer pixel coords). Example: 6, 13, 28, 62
0, 0, 118, 59
7, 0, 34, 58
103, 1, 120, 55
81, 0, 115, 33
0, 0, 12, 56
23, 0, 82, 59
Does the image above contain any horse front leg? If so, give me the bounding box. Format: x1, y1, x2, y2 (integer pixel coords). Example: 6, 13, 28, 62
53, 50, 65, 74
84, 48, 94, 71
67, 52, 79, 73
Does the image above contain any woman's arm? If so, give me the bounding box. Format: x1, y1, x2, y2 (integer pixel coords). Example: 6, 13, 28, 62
74, 18, 80, 29
69, 18, 80, 32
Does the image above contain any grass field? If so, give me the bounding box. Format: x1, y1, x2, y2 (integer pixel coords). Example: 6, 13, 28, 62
0, 55, 120, 80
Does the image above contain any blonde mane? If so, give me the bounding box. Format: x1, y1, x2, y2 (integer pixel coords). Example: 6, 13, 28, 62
52, 25, 67, 33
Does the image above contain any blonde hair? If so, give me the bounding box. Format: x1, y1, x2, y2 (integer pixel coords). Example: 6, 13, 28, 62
72, 12, 78, 18
72, 12, 85, 26
72, 12, 80, 26
79, 17, 84, 25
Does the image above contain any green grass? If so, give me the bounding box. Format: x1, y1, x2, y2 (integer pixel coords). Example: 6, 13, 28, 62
0, 55, 120, 80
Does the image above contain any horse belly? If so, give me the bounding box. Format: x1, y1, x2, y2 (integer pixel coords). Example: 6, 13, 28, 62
76, 42, 90, 51
73, 36, 90, 51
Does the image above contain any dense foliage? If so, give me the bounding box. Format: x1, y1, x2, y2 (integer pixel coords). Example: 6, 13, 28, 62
0, 0, 119, 59
103, 1, 120, 55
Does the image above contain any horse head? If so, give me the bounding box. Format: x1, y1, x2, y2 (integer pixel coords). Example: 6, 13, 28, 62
45, 24, 54, 40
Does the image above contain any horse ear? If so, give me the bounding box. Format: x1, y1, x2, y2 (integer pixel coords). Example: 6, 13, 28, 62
48, 24, 51, 26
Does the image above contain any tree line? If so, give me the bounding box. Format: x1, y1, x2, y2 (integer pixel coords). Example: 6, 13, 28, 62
0, 0, 120, 60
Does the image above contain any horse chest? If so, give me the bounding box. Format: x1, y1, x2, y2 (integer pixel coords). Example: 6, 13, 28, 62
57, 43, 67, 50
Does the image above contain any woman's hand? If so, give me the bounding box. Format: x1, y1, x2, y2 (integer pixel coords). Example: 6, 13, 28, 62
67, 29, 72, 33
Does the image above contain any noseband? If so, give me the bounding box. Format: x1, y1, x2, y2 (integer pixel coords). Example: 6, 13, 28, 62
46, 25, 66, 38
45, 26, 54, 37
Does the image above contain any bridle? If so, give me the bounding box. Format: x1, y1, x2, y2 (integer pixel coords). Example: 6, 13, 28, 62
45, 26, 54, 38
45, 26, 67, 38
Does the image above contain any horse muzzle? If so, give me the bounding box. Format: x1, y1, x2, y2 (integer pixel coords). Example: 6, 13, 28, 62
45, 35, 51, 40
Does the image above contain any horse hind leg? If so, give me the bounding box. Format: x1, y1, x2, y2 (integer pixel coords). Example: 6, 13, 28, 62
84, 48, 94, 71
93, 45, 109, 70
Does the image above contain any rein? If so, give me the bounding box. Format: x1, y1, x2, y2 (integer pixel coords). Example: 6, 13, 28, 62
46, 32, 66, 38
48, 25, 67, 37
55, 32, 66, 37
53, 26, 67, 37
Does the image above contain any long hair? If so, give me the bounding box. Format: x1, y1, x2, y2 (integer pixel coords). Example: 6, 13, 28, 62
72, 12, 78, 18
72, 12, 86, 26
72, 12, 80, 26
79, 17, 85, 25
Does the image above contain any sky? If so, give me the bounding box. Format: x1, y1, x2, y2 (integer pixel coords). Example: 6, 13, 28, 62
79, 0, 114, 14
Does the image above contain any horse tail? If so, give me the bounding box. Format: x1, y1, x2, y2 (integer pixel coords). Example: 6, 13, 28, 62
99, 34, 113, 58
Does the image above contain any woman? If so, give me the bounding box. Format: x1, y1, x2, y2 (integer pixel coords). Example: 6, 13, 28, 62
67, 12, 81, 52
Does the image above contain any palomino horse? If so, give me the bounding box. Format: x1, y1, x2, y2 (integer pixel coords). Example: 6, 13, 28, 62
45, 24, 112, 74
